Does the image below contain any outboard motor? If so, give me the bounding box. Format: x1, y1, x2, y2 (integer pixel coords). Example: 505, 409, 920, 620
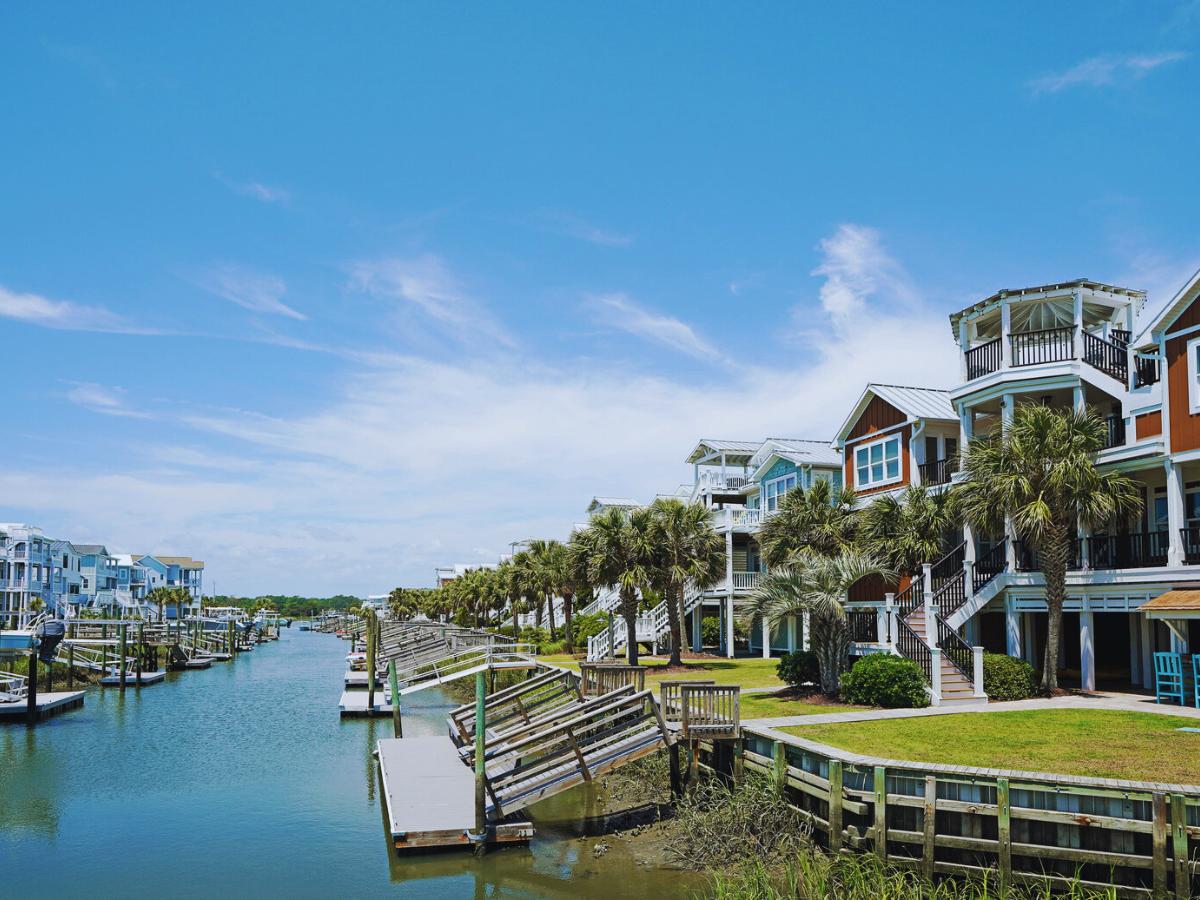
37, 620, 66, 663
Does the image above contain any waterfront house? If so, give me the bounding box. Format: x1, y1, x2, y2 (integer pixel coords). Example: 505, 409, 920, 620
0, 524, 57, 627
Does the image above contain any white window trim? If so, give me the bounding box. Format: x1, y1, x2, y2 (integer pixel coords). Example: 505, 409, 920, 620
853, 434, 903, 490
764, 472, 798, 511
1188, 335, 1200, 415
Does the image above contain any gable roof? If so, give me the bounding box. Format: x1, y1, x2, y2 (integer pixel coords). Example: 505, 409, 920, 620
74, 544, 109, 556
750, 438, 840, 470
834, 384, 956, 445
1132, 267, 1200, 349
586, 497, 641, 513
685, 438, 762, 464
154, 555, 205, 569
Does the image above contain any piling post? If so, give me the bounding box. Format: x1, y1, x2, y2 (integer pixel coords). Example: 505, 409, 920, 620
25, 650, 39, 725
669, 743, 683, 797
388, 660, 402, 738
136, 624, 144, 682
472, 670, 488, 854
67, 642, 75, 689
366, 617, 377, 712
827, 759, 844, 852
119, 624, 128, 690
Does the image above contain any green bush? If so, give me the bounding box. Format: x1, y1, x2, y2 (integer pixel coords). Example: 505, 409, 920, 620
570, 612, 607, 644
519, 625, 549, 646
776, 650, 819, 688
982, 652, 1037, 701
701, 616, 748, 647
539, 639, 565, 655
839, 653, 929, 708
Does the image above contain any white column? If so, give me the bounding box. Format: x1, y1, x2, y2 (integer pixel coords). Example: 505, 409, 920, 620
725, 595, 735, 659
1000, 299, 1011, 368
787, 615, 797, 652
1005, 600, 1022, 657
725, 529, 734, 659
1079, 606, 1095, 692
930, 647, 943, 705
691, 606, 702, 652
1073, 383, 1085, 414
958, 403, 974, 449
958, 319, 970, 381
1166, 459, 1186, 567
972, 645, 986, 697
1140, 615, 1154, 689
1072, 288, 1084, 360
761, 618, 770, 659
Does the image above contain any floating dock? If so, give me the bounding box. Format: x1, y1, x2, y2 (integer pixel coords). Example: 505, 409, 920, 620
377, 736, 532, 850
0, 690, 86, 721
344, 670, 382, 687
338, 690, 393, 717
100, 670, 167, 686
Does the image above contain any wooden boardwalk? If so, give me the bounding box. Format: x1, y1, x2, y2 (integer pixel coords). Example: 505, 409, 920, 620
377, 736, 532, 850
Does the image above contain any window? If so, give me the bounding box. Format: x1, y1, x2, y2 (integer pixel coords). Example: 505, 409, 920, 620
764, 473, 797, 511
854, 435, 902, 489
1189, 336, 1200, 414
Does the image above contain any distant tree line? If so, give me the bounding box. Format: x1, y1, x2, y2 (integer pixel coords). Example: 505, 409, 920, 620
214, 594, 364, 618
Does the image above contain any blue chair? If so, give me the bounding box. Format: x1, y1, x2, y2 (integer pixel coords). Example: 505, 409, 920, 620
1154, 652, 1186, 705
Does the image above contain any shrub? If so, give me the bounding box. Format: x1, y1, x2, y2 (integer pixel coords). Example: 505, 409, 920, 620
982, 652, 1037, 701
570, 612, 607, 644
539, 639, 565, 655
839, 653, 929, 708
776, 650, 820, 689
701, 616, 748, 647
519, 626, 550, 646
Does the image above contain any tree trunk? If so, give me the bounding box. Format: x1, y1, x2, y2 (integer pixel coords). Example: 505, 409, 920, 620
546, 593, 557, 641
666, 581, 683, 667
512, 602, 519, 640
534, 599, 543, 628
1039, 522, 1071, 695
621, 587, 639, 666
810, 611, 849, 697
562, 591, 575, 654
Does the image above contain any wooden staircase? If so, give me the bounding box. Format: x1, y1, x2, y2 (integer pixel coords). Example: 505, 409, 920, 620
904, 606, 979, 706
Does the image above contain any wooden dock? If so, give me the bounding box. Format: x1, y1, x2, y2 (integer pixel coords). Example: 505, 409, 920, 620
344, 670, 382, 687
377, 736, 532, 850
338, 690, 393, 717
0, 690, 86, 721
100, 670, 167, 686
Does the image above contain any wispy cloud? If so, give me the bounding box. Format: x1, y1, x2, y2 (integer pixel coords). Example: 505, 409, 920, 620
810, 224, 916, 323
0, 284, 153, 334
1030, 51, 1187, 94
348, 254, 514, 347
214, 173, 291, 204
198, 264, 306, 320
64, 382, 150, 419
586, 292, 723, 361
535, 210, 634, 247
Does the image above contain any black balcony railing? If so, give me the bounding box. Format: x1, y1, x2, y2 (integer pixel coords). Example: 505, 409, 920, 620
1102, 414, 1126, 450
973, 540, 1007, 592
918, 457, 957, 486
931, 542, 966, 592
1014, 539, 1081, 572
1182, 527, 1200, 564
1010, 326, 1075, 367
965, 337, 1002, 379
1087, 531, 1169, 569
1083, 331, 1129, 383
847, 610, 877, 643
895, 576, 924, 619
1135, 355, 1161, 388
937, 618, 975, 681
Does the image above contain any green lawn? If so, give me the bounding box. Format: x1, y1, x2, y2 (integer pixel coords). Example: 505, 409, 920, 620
783, 709, 1200, 784
740, 692, 865, 719
536, 653, 786, 690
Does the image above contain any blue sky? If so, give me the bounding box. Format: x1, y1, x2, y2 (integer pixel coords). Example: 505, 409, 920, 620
2, 2, 1198, 595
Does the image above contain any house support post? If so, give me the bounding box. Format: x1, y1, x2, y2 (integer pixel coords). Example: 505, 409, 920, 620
1005, 600, 1022, 658
724, 529, 734, 659
1166, 459, 1186, 567
1079, 606, 1096, 693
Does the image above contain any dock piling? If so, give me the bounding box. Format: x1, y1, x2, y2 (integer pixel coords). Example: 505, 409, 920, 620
389, 660, 402, 738
119, 624, 127, 690
472, 670, 487, 854
26, 650, 39, 725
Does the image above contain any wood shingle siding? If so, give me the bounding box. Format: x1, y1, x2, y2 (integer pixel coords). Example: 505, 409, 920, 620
1135, 410, 1162, 440
843, 395, 911, 496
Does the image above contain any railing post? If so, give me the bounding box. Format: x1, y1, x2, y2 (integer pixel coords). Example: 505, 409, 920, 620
963, 560, 975, 602
880, 594, 894, 647
972, 645, 985, 697
930, 647, 942, 705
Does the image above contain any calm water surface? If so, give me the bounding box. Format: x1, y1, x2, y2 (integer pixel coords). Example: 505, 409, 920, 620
0, 629, 700, 898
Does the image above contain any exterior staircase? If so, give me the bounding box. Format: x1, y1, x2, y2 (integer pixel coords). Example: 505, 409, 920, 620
586, 587, 704, 660
903, 606, 979, 706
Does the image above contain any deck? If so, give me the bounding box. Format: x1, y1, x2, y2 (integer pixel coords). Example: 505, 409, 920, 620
0, 690, 86, 721
338, 690, 393, 717
99, 670, 167, 686
377, 736, 532, 850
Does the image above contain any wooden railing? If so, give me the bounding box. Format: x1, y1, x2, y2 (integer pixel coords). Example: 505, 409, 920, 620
964, 337, 1001, 379
449, 668, 580, 744
1010, 326, 1074, 367
917, 457, 956, 486
972, 540, 1006, 593
1083, 331, 1128, 383
660, 679, 715, 722
1110, 328, 1132, 346
678, 683, 740, 739
1135, 355, 1161, 388
731, 731, 1200, 898
579, 662, 646, 698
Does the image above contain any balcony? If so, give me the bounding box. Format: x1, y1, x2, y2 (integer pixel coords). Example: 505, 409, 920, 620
1011, 325, 1076, 368
918, 457, 957, 486
1101, 414, 1126, 450
695, 471, 750, 493
1134, 355, 1160, 388
1016, 531, 1169, 571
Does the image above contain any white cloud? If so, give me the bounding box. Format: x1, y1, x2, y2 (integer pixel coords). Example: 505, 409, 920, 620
214, 173, 291, 204
199, 264, 306, 320
810, 224, 916, 322
536, 210, 633, 247
348, 254, 514, 346
586, 292, 724, 361
0, 284, 149, 333
1030, 51, 1187, 94
64, 382, 150, 419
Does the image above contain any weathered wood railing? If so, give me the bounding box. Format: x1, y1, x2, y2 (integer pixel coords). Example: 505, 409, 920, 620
701, 728, 1200, 899
579, 663, 646, 698
448, 668, 581, 744
678, 684, 740, 740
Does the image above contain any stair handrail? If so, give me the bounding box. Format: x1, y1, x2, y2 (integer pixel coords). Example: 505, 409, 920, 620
893, 617, 932, 684
972, 540, 1007, 592
935, 617, 974, 681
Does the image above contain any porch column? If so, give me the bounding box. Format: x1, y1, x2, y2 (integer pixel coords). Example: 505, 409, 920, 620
1072, 383, 1085, 414
999, 299, 1011, 368
1072, 287, 1084, 360
1139, 615, 1155, 689
725, 529, 734, 659
1079, 606, 1095, 692
1005, 599, 1022, 658
958, 403, 974, 449
691, 606, 702, 652
761, 618, 770, 659
958, 319, 970, 381
1165, 459, 1186, 567
1022, 613, 1037, 666
787, 615, 797, 652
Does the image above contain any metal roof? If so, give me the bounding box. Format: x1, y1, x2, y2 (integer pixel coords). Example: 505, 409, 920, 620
868, 384, 956, 421
947, 279, 1146, 334
74, 544, 109, 555
685, 438, 762, 464
762, 439, 841, 467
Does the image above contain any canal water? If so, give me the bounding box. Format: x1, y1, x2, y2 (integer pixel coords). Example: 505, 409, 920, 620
0, 629, 702, 898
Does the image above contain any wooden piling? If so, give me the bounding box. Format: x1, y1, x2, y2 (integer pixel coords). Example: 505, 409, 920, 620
1171, 793, 1188, 899
67, 642, 75, 689
996, 776, 1011, 893
366, 617, 377, 711
388, 660, 402, 738
136, 624, 144, 682
669, 743, 683, 797
25, 650, 38, 725
1153, 792, 1168, 897
472, 670, 487, 854
922, 775, 937, 880
827, 758, 844, 852
119, 624, 127, 690
873, 765, 887, 862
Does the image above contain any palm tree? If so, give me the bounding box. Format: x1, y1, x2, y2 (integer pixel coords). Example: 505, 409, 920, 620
860, 483, 961, 581
147, 586, 174, 623
741, 550, 892, 695
957, 404, 1142, 693
544, 541, 583, 653
573, 506, 656, 665
525, 539, 562, 641
759, 478, 859, 567
648, 498, 724, 666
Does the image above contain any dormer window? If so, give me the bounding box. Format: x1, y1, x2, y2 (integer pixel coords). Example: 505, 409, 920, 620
855, 434, 901, 489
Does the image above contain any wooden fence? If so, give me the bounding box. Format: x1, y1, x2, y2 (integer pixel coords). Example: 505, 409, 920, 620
579, 663, 646, 698
701, 727, 1200, 898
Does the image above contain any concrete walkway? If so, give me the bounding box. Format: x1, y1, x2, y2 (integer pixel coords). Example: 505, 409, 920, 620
745, 689, 1200, 728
